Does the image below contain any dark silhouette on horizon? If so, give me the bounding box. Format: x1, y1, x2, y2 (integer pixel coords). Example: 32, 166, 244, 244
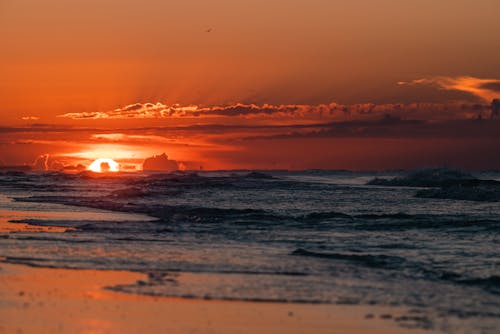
491, 99, 500, 119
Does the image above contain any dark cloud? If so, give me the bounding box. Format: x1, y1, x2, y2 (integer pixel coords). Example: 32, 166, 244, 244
122, 103, 144, 111
201, 104, 301, 116
480, 82, 500, 93
242, 119, 500, 140
142, 153, 179, 172
491, 99, 500, 119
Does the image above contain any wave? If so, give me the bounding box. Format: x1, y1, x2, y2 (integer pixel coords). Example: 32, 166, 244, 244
416, 182, 500, 202
367, 168, 476, 187
351, 217, 500, 232
291, 248, 406, 270
129, 171, 274, 187
301, 212, 500, 231
355, 213, 415, 219
367, 168, 500, 202
458, 276, 500, 295
110, 187, 149, 198
291, 248, 500, 297
13, 195, 500, 233
302, 211, 352, 220
243, 172, 275, 179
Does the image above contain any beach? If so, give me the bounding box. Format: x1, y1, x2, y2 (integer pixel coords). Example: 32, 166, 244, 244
0, 262, 436, 334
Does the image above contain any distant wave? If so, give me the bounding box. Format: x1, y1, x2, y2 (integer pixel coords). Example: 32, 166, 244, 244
458, 276, 500, 295
291, 248, 406, 270
355, 213, 415, 219
367, 168, 476, 187
368, 168, 500, 202
13, 195, 500, 233
302, 211, 352, 220
416, 181, 500, 202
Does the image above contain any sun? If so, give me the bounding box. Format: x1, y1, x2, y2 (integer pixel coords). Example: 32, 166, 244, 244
88, 158, 120, 173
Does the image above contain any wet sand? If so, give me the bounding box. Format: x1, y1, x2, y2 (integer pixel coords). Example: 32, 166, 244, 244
0, 262, 438, 334
0, 210, 74, 233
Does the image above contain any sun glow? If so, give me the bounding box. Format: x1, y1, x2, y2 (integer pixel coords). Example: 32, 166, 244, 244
88, 158, 120, 173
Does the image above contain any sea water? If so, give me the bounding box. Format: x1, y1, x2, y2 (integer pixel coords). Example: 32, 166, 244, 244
0, 170, 499, 333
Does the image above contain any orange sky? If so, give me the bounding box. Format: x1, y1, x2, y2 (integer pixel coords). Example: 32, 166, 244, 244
1, 1, 500, 170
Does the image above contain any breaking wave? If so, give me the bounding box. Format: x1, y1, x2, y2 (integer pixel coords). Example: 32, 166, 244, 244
367, 168, 500, 202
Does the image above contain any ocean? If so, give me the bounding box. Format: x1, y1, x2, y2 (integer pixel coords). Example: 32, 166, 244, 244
0, 169, 499, 333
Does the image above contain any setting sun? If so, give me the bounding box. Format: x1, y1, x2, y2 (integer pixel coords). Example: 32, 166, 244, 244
88, 158, 120, 173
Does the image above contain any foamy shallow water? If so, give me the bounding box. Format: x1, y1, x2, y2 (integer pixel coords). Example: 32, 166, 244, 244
0, 170, 499, 333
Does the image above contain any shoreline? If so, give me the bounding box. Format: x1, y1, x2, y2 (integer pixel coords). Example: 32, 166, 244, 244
0, 262, 438, 334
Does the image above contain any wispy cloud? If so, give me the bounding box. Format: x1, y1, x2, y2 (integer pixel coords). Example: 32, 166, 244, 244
58, 102, 199, 120
398, 76, 500, 102
57, 102, 322, 120
57, 101, 487, 121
